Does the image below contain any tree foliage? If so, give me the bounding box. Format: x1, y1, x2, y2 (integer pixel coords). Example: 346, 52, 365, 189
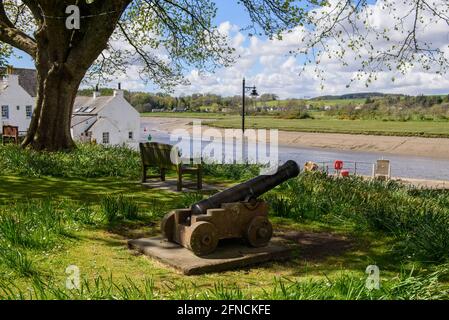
1, 1, 447, 88
0, 0, 447, 151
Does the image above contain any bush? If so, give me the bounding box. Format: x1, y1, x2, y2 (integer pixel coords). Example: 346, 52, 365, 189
203, 162, 261, 181
277, 110, 314, 120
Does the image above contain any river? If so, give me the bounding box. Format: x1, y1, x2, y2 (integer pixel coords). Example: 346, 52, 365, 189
140, 119, 449, 181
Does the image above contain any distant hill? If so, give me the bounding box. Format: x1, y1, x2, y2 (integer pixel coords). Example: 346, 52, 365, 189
311, 92, 404, 100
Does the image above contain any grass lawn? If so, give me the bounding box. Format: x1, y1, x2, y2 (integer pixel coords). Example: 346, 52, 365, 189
205, 116, 449, 138
0, 145, 448, 299
264, 98, 367, 107
141, 112, 227, 119
142, 113, 449, 138
0, 174, 409, 299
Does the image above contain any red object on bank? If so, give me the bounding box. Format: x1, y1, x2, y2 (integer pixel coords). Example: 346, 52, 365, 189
341, 170, 350, 177
334, 160, 344, 171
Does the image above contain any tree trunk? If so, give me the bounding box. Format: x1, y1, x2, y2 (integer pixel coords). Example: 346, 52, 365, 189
22, 63, 82, 151
18, 1, 130, 152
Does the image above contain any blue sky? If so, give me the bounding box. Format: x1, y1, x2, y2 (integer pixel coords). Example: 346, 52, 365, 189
8, 0, 252, 69
7, 1, 449, 98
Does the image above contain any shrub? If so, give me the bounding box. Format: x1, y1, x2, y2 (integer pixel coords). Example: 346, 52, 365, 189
203, 162, 261, 181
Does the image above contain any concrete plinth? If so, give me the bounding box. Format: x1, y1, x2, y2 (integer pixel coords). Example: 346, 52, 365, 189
128, 237, 295, 275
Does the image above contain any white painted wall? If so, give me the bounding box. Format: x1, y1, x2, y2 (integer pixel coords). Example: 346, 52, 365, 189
0, 75, 35, 133
71, 116, 98, 140
72, 90, 140, 149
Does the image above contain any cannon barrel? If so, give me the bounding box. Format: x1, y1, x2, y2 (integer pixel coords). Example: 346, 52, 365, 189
191, 160, 300, 215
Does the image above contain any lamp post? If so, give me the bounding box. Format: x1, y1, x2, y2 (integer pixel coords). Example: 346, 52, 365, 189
242, 78, 258, 133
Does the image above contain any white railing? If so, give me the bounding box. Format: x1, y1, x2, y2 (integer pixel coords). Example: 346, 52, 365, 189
316, 160, 376, 176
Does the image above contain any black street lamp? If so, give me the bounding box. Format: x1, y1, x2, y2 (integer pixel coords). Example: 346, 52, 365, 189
242, 78, 258, 133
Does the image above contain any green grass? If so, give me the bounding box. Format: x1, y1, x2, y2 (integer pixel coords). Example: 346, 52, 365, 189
141, 112, 227, 119
205, 116, 449, 138
1, 267, 447, 300
264, 98, 366, 108
1, 172, 448, 299
0, 143, 141, 178
265, 173, 449, 263
1, 145, 449, 299
142, 112, 449, 138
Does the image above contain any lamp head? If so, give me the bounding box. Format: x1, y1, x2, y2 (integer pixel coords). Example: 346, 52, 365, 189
250, 87, 259, 97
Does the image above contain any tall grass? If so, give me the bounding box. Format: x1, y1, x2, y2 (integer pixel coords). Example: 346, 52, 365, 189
266, 173, 449, 263
203, 162, 261, 181
0, 198, 124, 276
0, 200, 70, 250
101, 195, 139, 223
0, 144, 267, 182
0, 268, 446, 300
0, 144, 141, 178
0, 248, 35, 277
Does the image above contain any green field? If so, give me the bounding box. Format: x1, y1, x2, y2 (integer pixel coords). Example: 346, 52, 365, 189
206, 117, 449, 137
141, 112, 227, 119
143, 113, 449, 138
265, 98, 367, 107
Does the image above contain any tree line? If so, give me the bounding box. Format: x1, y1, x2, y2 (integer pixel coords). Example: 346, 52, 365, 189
78, 88, 278, 113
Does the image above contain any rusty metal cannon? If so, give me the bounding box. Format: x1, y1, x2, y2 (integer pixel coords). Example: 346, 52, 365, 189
161, 160, 300, 256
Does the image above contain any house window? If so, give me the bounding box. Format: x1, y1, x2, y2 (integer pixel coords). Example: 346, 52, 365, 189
26, 105, 32, 119
1, 105, 8, 119
102, 132, 110, 144
128, 131, 133, 140
16, 106, 20, 111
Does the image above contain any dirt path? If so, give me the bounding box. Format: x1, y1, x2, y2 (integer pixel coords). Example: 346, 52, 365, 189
277, 230, 354, 262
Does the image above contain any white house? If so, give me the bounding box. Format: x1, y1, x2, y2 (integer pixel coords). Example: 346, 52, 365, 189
71, 88, 140, 148
0, 67, 36, 134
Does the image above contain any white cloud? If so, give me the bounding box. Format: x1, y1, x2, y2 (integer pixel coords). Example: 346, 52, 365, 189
99, 4, 449, 98
173, 4, 449, 99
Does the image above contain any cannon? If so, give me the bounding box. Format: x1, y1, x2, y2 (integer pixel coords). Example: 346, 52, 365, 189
161, 160, 300, 256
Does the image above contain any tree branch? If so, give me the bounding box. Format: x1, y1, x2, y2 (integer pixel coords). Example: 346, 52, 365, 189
0, 0, 36, 57
22, 0, 43, 23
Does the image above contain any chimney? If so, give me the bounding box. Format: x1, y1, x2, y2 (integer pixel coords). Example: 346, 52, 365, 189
114, 83, 124, 98
93, 85, 101, 99
4, 66, 19, 85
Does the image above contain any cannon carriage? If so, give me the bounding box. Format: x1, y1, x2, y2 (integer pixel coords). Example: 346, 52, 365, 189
161, 160, 300, 256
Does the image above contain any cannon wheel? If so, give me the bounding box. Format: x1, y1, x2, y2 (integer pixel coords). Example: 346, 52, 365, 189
188, 222, 218, 256
161, 211, 176, 241
246, 216, 273, 247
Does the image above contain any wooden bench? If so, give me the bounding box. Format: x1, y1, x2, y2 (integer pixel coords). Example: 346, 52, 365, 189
139, 142, 203, 191
2, 125, 19, 145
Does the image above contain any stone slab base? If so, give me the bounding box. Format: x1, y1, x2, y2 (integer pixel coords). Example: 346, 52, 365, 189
128, 237, 295, 275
